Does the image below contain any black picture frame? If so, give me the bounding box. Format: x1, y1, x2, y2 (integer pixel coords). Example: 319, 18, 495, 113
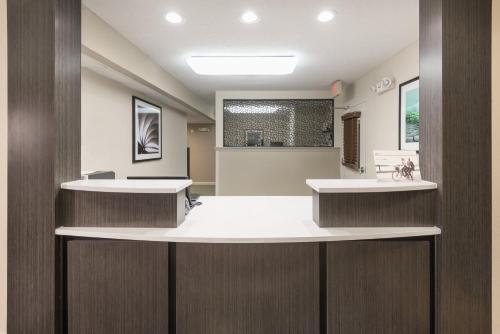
245, 129, 264, 147
132, 96, 162, 163
398, 77, 420, 152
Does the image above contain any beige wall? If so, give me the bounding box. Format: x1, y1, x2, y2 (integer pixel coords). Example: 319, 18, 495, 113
82, 68, 187, 179
188, 124, 215, 183
217, 148, 340, 195
493, 0, 499, 331
214, 90, 339, 195
0, 0, 7, 332
337, 41, 419, 179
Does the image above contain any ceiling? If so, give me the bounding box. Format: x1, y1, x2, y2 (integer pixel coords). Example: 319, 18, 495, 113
83, 0, 419, 103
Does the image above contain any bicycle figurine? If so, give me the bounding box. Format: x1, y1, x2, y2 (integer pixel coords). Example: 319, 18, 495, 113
392, 158, 415, 181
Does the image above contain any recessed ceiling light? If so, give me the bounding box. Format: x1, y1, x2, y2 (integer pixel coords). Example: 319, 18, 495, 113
317, 10, 336, 22
241, 11, 259, 24
165, 12, 183, 24
186, 56, 298, 76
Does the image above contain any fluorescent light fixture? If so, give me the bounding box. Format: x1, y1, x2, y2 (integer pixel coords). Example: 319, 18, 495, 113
165, 12, 183, 24
186, 56, 298, 75
317, 10, 336, 22
241, 11, 259, 24
226, 105, 280, 114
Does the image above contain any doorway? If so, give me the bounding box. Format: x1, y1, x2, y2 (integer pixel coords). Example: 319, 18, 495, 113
187, 124, 216, 196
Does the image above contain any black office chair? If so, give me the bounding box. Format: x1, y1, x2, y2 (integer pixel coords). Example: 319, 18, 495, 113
126, 176, 201, 209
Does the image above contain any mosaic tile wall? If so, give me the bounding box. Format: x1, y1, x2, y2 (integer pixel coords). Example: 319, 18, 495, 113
223, 99, 334, 147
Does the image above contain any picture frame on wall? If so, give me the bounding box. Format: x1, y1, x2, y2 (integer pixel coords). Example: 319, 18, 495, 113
399, 77, 420, 151
133, 96, 162, 163
245, 129, 264, 147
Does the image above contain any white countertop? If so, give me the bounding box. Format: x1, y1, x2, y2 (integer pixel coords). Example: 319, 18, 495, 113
306, 179, 438, 193
56, 196, 441, 243
61, 179, 192, 194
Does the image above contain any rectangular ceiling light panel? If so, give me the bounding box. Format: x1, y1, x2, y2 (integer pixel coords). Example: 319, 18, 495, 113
187, 56, 298, 75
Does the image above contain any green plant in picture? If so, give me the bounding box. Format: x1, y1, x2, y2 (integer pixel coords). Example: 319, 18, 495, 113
405, 87, 419, 143
406, 110, 419, 124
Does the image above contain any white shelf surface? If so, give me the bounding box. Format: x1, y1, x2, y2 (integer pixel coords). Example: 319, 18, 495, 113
61, 179, 192, 194
56, 196, 441, 243
306, 179, 438, 193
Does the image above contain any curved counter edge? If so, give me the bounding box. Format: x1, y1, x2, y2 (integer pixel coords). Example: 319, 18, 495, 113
55, 226, 441, 243
61, 179, 192, 193
306, 179, 438, 193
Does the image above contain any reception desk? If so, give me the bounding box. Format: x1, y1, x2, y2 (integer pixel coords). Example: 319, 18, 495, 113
307, 179, 438, 227
60, 179, 192, 227
56, 181, 439, 334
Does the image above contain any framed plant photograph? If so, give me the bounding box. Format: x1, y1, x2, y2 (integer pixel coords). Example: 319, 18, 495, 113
133, 96, 162, 162
399, 77, 419, 151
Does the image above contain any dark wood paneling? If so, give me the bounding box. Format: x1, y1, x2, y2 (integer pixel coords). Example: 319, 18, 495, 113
327, 240, 431, 334
55, 0, 82, 221
67, 240, 169, 334
420, 0, 492, 332
176, 243, 320, 334
420, 0, 443, 185
313, 190, 435, 227
61, 190, 185, 227
7, 0, 81, 333
54, 1, 82, 332
54, 0, 81, 200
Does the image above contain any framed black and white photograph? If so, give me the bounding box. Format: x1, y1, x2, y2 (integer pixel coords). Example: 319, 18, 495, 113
373, 150, 421, 182
133, 96, 162, 162
399, 77, 419, 151
245, 129, 263, 147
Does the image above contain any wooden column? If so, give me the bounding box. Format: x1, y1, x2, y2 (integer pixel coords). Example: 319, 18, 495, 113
420, 0, 492, 332
7, 0, 81, 332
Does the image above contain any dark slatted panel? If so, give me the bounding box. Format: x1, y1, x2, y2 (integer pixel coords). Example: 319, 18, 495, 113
7, 0, 81, 332
314, 190, 435, 227
327, 240, 431, 334
343, 118, 354, 164
342, 112, 360, 169
60, 190, 185, 227
67, 240, 169, 334
420, 0, 492, 332
176, 243, 320, 334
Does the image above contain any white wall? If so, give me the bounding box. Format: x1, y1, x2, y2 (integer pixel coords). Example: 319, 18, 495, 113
215, 90, 340, 195
493, 0, 499, 330
0, 0, 6, 332
337, 41, 419, 179
82, 68, 187, 179
82, 6, 213, 120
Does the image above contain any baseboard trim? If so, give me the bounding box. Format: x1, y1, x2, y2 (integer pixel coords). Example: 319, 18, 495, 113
192, 182, 215, 186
